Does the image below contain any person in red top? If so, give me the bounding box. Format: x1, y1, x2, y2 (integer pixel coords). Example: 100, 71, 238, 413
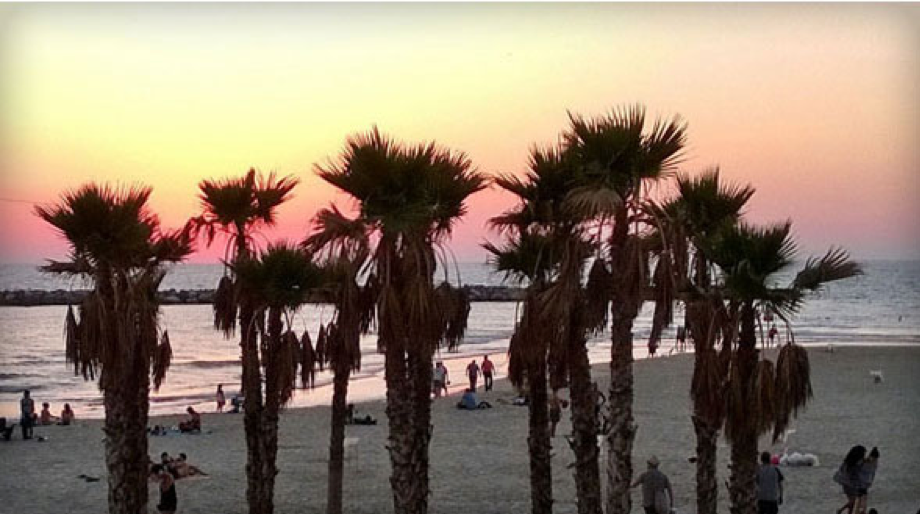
481, 355, 495, 391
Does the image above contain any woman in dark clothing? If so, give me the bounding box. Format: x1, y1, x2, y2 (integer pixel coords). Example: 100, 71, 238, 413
835, 445, 879, 514
152, 464, 178, 514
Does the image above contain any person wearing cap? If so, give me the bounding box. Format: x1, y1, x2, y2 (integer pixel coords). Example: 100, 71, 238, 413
631, 455, 673, 514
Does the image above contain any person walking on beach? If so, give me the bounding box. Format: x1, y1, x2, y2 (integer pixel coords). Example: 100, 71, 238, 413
153, 464, 178, 513
632, 456, 673, 514
432, 362, 448, 398
215, 384, 226, 413
481, 355, 495, 391
20, 390, 35, 440
834, 445, 879, 514
466, 359, 480, 392
756, 451, 784, 514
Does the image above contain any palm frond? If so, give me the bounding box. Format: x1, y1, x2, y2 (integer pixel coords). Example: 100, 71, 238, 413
152, 330, 172, 390
793, 247, 862, 291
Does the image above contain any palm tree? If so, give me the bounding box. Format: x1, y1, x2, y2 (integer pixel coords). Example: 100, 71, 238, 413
233, 243, 323, 514
316, 127, 485, 514
303, 206, 374, 514
488, 144, 604, 514
36, 184, 191, 514
563, 105, 687, 514
646, 169, 754, 514
187, 169, 298, 514
705, 222, 861, 514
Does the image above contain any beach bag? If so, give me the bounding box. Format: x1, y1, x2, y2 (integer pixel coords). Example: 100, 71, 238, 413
653, 488, 671, 514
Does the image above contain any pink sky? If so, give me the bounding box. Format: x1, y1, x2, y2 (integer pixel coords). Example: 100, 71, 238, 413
1, 3, 918, 263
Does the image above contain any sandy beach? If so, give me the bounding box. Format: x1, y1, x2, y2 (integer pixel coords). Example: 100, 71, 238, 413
2, 345, 918, 514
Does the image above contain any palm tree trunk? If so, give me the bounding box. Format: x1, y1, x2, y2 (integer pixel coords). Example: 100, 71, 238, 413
729, 303, 759, 514
605, 209, 641, 514
408, 348, 434, 514
605, 318, 636, 514
385, 340, 416, 514
693, 414, 720, 514
240, 301, 265, 514
568, 328, 602, 514
102, 358, 151, 514
258, 308, 284, 514
528, 360, 553, 514
327, 360, 351, 514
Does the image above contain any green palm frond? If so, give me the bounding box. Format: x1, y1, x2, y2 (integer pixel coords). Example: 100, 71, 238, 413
316, 126, 485, 239
674, 168, 754, 243
793, 247, 862, 291
564, 104, 687, 201
35, 183, 167, 270
234, 243, 322, 311
707, 221, 797, 302
191, 168, 298, 256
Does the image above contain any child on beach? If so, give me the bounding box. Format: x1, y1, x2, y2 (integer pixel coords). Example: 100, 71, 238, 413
216, 384, 225, 413
39, 402, 58, 425
59, 403, 74, 425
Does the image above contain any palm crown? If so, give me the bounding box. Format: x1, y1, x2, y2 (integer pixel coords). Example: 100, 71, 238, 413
316, 126, 485, 240
188, 168, 299, 258
36, 184, 191, 272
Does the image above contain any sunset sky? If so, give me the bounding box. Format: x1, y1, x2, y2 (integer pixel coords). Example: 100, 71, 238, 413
1, 3, 918, 263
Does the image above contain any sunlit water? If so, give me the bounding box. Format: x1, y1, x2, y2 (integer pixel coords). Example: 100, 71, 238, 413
1, 261, 917, 419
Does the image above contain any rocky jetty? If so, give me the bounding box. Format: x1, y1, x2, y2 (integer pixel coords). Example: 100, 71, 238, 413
0, 285, 526, 306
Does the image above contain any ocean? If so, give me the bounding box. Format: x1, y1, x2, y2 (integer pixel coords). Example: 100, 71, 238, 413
1, 260, 917, 419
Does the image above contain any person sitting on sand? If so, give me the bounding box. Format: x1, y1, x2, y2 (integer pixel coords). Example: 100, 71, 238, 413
159, 452, 179, 478
456, 389, 491, 410
151, 464, 178, 514
345, 404, 377, 425
230, 395, 243, 414
178, 406, 201, 433
59, 403, 75, 425
172, 453, 208, 478
39, 402, 58, 425
631, 456, 673, 514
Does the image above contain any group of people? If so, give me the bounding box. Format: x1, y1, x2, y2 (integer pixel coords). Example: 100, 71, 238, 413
432, 355, 497, 398
834, 445, 880, 514
16, 390, 75, 440
148, 451, 207, 514
627, 442, 882, 514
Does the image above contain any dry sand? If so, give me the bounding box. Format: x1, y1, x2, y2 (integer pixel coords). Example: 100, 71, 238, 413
2, 345, 918, 514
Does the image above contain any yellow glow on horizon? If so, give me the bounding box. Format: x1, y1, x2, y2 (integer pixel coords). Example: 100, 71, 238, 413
1, 3, 918, 261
